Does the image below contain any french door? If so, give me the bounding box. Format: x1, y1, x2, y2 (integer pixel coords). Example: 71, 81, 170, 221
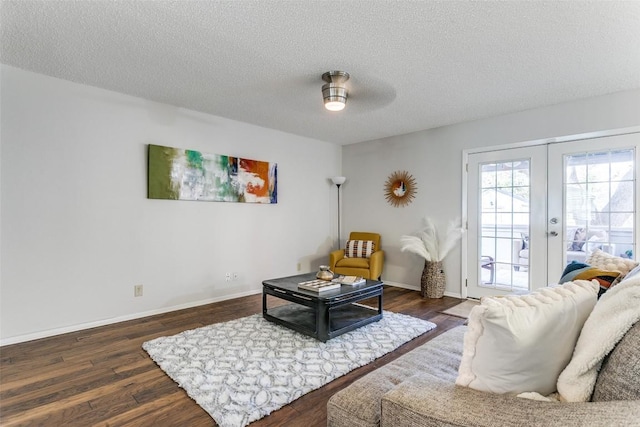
467, 146, 548, 298
466, 133, 638, 299
547, 134, 637, 276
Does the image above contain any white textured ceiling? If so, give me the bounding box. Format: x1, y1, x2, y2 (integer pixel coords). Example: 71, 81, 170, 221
2, 1, 640, 145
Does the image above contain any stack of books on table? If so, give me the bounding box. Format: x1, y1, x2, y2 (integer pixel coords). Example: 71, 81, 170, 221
332, 275, 366, 286
297, 279, 341, 292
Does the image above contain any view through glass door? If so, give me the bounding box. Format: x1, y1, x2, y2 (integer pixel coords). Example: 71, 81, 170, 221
547, 134, 637, 276
466, 133, 639, 299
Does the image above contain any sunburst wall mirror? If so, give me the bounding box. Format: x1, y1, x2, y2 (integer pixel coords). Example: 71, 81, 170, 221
384, 170, 417, 207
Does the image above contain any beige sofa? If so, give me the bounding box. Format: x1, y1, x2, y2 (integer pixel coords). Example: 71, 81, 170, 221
327, 301, 640, 426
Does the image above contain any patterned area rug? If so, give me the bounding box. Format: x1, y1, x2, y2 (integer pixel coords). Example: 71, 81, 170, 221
143, 311, 435, 427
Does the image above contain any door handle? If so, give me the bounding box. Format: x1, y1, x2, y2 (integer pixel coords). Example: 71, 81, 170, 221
548, 231, 558, 237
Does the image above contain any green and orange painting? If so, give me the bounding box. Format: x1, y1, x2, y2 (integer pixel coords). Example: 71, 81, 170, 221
147, 144, 277, 203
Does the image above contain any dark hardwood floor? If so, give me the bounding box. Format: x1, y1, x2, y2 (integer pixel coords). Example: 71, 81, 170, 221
0, 286, 466, 426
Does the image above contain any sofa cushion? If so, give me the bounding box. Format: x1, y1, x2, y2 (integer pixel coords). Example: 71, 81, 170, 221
623, 263, 640, 282
568, 227, 587, 251
557, 275, 640, 402
591, 320, 640, 402
456, 281, 598, 395
586, 249, 638, 279
326, 326, 465, 427
345, 240, 375, 258
336, 257, 370, 269
381, 372, 640, 427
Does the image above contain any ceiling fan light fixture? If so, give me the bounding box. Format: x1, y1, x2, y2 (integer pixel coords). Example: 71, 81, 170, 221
322, 71, 349, 112
324, 99, 346, 112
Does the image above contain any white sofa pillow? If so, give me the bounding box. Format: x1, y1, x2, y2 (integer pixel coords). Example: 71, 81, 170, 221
586, 249, 638, 279
456, 280, 598, 395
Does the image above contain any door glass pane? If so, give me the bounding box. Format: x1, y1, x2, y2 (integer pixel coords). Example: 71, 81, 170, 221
479, 161, 530, 291
564, 149, 635, 264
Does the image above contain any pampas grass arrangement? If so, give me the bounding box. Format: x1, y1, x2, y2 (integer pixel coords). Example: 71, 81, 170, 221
400, 217, 464, 262
401, 217, 464, 298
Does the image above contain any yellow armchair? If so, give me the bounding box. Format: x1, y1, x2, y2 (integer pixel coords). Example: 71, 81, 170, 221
329, 232, 384, 280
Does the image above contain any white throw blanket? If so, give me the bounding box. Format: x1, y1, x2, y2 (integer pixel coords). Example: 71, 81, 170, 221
556, 275, 640, 402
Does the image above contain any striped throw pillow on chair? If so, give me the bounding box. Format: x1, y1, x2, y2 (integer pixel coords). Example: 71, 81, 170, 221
345, 240, 375, 258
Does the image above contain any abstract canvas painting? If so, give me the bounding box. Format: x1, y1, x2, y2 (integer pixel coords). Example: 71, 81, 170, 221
148, 144, 277, 203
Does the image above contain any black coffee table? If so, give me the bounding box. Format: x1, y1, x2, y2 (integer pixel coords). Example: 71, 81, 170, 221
262, 273, 383, 342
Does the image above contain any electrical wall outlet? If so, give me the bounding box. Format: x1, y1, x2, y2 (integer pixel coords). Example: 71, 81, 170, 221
134, 284, 143, 297
225, 272, 231, 282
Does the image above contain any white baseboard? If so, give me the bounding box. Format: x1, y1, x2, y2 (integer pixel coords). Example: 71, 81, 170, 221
384, 280, 462, 299
383, 280, 420, 291
0, 289, 262, 346
444, 291, 463, 299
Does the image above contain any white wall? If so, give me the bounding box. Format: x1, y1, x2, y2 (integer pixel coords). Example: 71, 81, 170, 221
0, 65, 342, 344
3, 66, 639, 344
342, 89, 640, 297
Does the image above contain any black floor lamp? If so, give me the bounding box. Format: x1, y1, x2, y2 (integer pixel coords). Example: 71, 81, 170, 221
331, 176, 346, 249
